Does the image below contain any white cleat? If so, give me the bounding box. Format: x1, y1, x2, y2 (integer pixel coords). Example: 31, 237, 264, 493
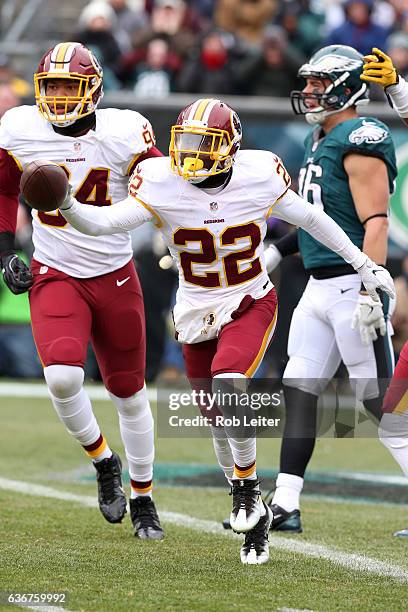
240, 502, 273, 565
229, 479, 263, 533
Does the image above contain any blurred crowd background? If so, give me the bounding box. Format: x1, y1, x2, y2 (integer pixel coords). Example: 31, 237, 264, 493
0, 0, 408, 382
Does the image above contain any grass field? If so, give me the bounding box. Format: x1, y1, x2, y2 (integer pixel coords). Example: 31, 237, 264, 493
1, 387, 408, 612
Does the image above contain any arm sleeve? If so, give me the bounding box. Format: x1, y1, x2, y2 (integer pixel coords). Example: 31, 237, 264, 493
0, 147, 21, 236
272, 189, 366, 269
60, 195, 154, 236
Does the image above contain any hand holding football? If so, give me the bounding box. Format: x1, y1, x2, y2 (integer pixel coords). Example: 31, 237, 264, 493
20, 160, 69, 212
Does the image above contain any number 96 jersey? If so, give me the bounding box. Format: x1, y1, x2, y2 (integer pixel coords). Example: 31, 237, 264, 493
130, 150, 290, 343
0, 105, 155, 277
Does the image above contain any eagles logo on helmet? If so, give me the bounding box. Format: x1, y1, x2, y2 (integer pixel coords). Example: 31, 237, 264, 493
34, 42, 103, 127
291, 45, 369, 125
169, 98, 242, 183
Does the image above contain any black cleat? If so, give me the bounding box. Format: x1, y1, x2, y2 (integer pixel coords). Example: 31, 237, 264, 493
222, 502, 302, 533
130, 497, 164, 540
229, 479, 263, 533
269, 503, 302, 533
93, 451, 127, 524
240, 501, 272, 564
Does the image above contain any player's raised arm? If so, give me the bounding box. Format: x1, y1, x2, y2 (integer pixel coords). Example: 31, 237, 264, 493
272, 188, 395, 300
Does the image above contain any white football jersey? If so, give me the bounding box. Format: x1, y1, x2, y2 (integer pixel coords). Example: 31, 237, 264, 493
0, 105, 155, 277
129, 150, 290, 342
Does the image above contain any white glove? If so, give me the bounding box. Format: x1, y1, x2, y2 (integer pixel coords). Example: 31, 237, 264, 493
264, 244, 282, 274
59, 184, 74, 211
356, 257, 395, 301
351, 292, 386, 345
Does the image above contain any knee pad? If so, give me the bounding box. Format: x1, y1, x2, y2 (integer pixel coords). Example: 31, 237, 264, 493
45, 337, 85, 367
44, 364, 84, 399
284, 358, 328, 396
109, 385, 150, 417
105, 372, 143, 399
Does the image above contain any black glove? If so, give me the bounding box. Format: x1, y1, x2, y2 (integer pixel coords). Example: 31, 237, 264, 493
1, 252, 33, 294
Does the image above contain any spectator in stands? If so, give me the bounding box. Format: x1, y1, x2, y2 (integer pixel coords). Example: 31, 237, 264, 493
277, 0, 325, 60
133, 36, 175, 96
132, 0, 200, 60
0, 55, 32, 98
0, 83, 22, 117
108, 0, 148, 52
325, 0, 390, 56
387, 31, 408, 81
76, 1, 122, 89
236, 25, 304, 97
214, 0, 277, 50
177, 30, 237, 95
189, 0, 216, 28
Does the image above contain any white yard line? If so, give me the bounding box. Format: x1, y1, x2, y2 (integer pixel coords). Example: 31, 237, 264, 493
0, 476, 407, 582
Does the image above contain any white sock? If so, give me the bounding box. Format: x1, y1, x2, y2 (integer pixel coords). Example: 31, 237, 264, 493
44, 364, 111, 460
230, 437, 257, 480
211, 425, 234, 482
109, 385, 154, 498
213, 372, 257, 480
272, 472, 304, 512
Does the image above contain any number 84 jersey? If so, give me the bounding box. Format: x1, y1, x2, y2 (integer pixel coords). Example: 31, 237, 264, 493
130, 150, 290, 343
0, 105, 155, 277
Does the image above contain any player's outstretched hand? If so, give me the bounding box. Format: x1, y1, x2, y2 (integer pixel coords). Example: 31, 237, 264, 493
264, 244, 282, 274
1, 252, 33, 294
361, 48, 398, 88
351, 292, 386, 346
357, 257, 395, 300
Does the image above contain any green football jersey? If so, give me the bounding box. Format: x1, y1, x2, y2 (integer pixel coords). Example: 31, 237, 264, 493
297, 117, 397, 269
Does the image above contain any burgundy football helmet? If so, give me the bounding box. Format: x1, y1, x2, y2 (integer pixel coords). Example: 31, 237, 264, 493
169, 98, 242, 183
34, 42, 103, 127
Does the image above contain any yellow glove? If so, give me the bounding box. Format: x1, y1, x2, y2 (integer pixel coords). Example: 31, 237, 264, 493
360, 47, 398, 88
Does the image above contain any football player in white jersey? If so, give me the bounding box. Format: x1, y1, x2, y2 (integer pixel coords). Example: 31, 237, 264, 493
0, 42, 164, 539
52, 97, 394, 564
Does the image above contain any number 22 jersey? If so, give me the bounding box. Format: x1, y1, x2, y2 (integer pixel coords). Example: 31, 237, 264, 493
129, 151, 290, 342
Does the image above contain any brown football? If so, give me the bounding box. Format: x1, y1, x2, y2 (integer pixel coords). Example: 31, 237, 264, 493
20, 160, 69, 212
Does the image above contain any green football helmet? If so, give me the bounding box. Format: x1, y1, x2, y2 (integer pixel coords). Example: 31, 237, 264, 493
291, 45, 369, 125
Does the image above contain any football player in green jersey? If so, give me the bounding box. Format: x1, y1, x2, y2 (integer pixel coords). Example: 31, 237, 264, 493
265, 45, 398, 532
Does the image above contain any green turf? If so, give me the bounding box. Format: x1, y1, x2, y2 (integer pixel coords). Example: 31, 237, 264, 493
1, 394, 408, 611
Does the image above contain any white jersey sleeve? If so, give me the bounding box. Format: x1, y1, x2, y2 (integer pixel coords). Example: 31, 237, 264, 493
273, 189, 366, 269
61, 194, 153, 235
